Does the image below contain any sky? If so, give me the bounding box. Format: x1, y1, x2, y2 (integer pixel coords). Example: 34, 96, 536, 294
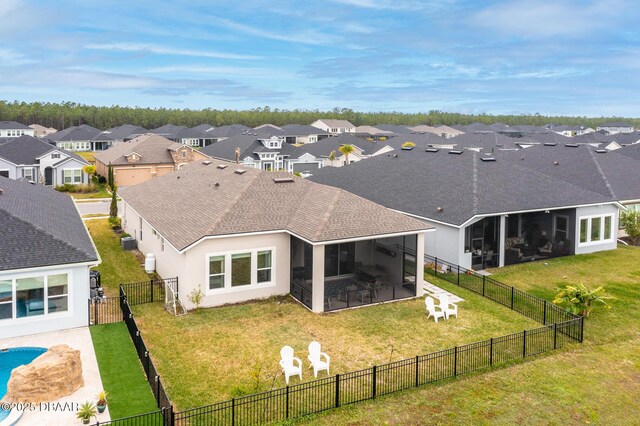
1, 0, 639, 116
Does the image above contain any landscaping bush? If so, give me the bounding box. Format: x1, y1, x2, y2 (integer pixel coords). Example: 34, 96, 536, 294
97, 175, 107, 184
55, 183, 94, 193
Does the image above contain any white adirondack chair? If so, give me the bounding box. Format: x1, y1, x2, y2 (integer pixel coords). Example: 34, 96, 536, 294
280, 346, 303, 384
425, 296, 446, 323
307, 341, 330, 378
438, 293, 458, 319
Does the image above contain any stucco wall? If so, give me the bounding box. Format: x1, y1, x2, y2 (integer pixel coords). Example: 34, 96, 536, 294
0, 264, 90, 339
574, 204, 619, 255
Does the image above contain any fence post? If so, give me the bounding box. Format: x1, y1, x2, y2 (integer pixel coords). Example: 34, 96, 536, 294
580, 316, 584, 343
510, 287, 514, 310
95, 298, 99, 325
482, 275, 486, 297
175, 277, 179, 297
156, 376, 161, 406
151, 278, 154, 303
170, 405, 175, 426
87, 299, 91, 327
489, 338, 493, 366
522, 330, 527, 358
286, 385, 290, 419
543, 300, 547, 324
457, 265, 460, 285
434, 257, 438, 276
335, 374, 340, 408
232, 397, 235, 426
415, 355, 419, 387
372, 365, 377, 399
553, 323, 558, 350
453, 347, 458, 376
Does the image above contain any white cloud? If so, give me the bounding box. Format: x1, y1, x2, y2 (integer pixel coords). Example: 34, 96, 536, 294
0, 0, 21, 18
329, 0, 446, 11
85, 43, 260, 60
470, 0, 630, 39
208, 17, 339, 46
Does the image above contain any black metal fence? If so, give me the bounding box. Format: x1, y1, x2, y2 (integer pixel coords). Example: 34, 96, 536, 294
93, 265, 583, 425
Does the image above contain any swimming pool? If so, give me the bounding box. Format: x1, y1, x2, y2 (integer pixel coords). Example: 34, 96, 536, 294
0, 347, 47, 423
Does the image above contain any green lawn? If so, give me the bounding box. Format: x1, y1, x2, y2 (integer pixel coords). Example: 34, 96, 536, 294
90, 323, 158, 418
132, 284, 539, 410
86, 219, 151, 295
70, 180, 111, 199
293, 246, 640, 425
77, 151, 96, 163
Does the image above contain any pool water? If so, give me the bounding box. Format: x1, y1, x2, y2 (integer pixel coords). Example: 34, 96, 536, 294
0, 347, 47, 422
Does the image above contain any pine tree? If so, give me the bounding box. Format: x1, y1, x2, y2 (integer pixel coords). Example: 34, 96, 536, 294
109, 186, 118, 219
107, 163, 114, 190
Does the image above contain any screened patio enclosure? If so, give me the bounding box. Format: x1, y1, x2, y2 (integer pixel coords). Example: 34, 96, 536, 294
290, 234, 423, 312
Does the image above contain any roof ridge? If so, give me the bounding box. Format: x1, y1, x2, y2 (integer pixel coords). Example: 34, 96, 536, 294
311, 188, 341, 241
587, 148, 617, 199
472, 154, 479, 215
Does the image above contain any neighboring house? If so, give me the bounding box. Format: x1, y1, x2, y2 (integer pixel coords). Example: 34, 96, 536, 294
434, 125, 465, 139
0, 135, 90, 185
46, 124, 102, 151
91, 124, 147, 150
596, 122, 635, 134
119, 163, 431, 313
0, 121, 35, 141
301, 134, 379, 167
94, 133, 210, 187
281, 124, 330, 144
310, 119, 356, 134
354, 125, 394, 139
205, 124, 252, 144
374, 124, 412, 134
0, 177, 99, 339
200, 134, 324, 173
29, 124, 57, 137
310, 148, 622, 271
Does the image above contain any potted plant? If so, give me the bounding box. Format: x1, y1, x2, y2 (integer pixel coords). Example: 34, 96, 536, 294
96, 390, 108, 413
76, 401, 97, 424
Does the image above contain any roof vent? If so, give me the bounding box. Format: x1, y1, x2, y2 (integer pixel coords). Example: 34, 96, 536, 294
554, 161, 559, 165
0, 188, 3, 195
436, 207, 444, 213
595, 149, 607, 154
202, 160, 212, 165
214, 182, 220, 188
217, 164, 228, 169
235, 169, 247, 174
566, 144, 579, 148
449, 150, 463, 155
544, 142, 557, 146
480, 157, 496, 162
426, 148, 439, 152
273, 177, 295, 183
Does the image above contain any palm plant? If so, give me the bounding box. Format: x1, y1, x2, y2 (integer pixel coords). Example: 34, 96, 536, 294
338, 144, 354, 164
553, 284, 611, 317
76, 401, 97, 424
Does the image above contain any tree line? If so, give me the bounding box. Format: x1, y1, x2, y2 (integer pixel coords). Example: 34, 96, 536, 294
1, 100, 638, 131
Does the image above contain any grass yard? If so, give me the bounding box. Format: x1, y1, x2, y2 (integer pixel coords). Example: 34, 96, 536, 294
69, 180, 112, 199
90, 323, 158, 418
293, 246, 640, 425
132, 285, 539, 410
77, 151, 96, 163
86, 219, 150, 295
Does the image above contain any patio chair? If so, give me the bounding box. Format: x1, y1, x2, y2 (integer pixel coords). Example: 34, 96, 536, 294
307, 341, 330, 378
425, 296, 446, 323
437, 294, 458, 319
280, 346, 303, 384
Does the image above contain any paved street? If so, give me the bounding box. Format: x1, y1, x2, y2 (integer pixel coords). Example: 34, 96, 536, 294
76, 199, 122, 217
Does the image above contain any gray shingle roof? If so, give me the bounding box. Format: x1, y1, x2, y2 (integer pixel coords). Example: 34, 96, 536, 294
598, 122, 634, 128
119, 163, 431, 250
0, 135, 87, 166
309, 149, 615, 226
47, 125, 102, 142
206, 124, 251, 138
93, 124, 147, 142
315, 119, 355, 128
0, 177, 98, 270
94, 133, 188, 166
281, 124, 329, 136
299, 134, 371, 157
0, 121, 31, 130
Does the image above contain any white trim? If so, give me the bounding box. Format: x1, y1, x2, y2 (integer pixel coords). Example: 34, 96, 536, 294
0, 260, 98, 275
577, 213, 615, 247
204, 247, 276, 295
552, 214, 569, 241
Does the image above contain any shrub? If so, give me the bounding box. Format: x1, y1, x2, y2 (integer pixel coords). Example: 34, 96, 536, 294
619, 210, 640, 245
553, 284, 611, 317
55, 184, 93, 193
188, 286, 205, 311
97, 175, 107, 184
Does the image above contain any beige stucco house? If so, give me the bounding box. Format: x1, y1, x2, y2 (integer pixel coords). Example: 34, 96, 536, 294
94, 133, 210, 186
119, 162, 432, 313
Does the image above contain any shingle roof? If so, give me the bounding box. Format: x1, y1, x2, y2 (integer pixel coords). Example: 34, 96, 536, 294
0, 177, 98, 270
0, 135, 87, 166
149, 124, 187, 140
374, 124, 411, 133
300, 134, 370, 156
0, 121, 31, 130
615, 143, 640, 161
598, 122, 634, 127
47, 125, 102, 142
354, 125, 392, 135
315, 119, 355, 128
281, 124, 329, 136
309, 149, 614, 226
94, 133, 186, 165
119, 163, 431, 250
206, 124, 251, 138
93, 124, 147, 142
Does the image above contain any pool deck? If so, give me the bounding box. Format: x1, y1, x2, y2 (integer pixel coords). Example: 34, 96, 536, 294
0, 327, 111, 425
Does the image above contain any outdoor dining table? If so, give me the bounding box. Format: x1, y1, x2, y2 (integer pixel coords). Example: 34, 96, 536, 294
357, 265, 386, 280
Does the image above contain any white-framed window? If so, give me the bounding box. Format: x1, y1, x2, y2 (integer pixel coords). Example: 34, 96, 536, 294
181, 150, 187, 158
0, 272, 70, 321
22, 167, 34, 181
553, 214, 569, 242
578, 214, 614, 246
63, 169, 82, 184
206, 248, 275, 293
51, 153, 61, 159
